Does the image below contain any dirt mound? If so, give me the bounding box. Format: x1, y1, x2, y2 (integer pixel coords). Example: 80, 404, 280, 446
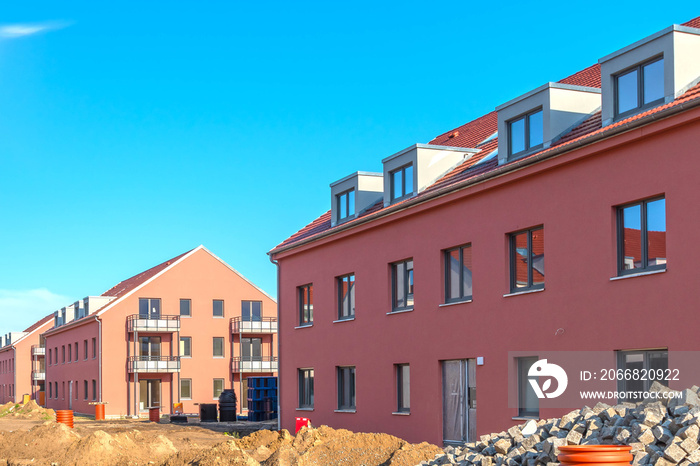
0, 421, 80, 462
163, 439, 259, 465
56, 429, 178, 465
0, 400, 55, 420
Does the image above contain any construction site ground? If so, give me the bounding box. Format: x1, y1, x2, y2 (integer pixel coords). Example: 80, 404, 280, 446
0, 401, 442, 465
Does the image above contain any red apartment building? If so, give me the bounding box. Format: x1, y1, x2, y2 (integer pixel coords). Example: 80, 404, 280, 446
0, 315, 53, 405
269, 17, 700, 445
4, 245, 277, 419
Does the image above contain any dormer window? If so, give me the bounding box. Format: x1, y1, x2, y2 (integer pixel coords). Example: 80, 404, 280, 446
508, 109, 543, 157
390, 164, 414, 202
616, 57, 664, 118
336, 189, 355, 222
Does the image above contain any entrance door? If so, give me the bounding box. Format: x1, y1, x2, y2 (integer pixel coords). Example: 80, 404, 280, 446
139, 380, 161, 411
442, 359, 476, 444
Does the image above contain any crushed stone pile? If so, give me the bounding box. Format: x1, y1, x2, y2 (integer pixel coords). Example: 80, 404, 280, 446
425, 383, 700, 466
0, 399, 55, 420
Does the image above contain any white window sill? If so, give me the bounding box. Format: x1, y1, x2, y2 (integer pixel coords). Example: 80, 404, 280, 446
333, 318, 355, 324
296, 407, 314, 411
610, 268, 666, 281
503, 288, 544, 298
180, 315, 191, 318
213, 316, 224, 319
512, 416, 539, 421
181, 356, 192, 359
392, 411, 410, 416
386, 308, 414, 315
334, 409, 356, 413
439, 299, 473, 308
295, 324, 314, 329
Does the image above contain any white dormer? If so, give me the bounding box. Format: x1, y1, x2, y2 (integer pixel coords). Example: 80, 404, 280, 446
62, 304, 75, 323
496, 83, 601, 164
381, 144, 479, 207
599, 24, 700, 126
330, 172, 384, 227
84, 296, 115, 315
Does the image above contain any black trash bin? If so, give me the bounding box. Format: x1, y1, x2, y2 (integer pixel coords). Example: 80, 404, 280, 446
199, 403, 218, 422
218, 389, 237, 422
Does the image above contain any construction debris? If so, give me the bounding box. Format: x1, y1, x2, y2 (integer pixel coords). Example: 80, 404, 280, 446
424, 384, 700, 466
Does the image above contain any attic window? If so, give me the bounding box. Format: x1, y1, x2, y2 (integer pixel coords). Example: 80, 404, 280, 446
615, 57, 664, 118
508, 109, 543, 157
337, 189, 355, 222
390, 164, 414, 202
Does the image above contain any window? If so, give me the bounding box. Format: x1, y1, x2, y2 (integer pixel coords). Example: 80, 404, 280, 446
92, 338, 97, 359
74, 342, 78, 362
298, 369, 314, 409
241, 301, 262, 322
508, 109, 543, 156
181, 379, 192, 400
390, 165, 414, 202
83, 380, 88, 401
510, 227, 545, 292
617, 350, 668, 399
212, 337, 224, 358
337, 189, 355, 222
180, 299, 191, 317
138, 298, 161, 319
616, 57, 664, 118
337, 366, 356, 411
48, 349, 52, 366
84, 340, 88, 360
298, 284, 313, 326
213, 300, 224, 318
337, 274, 355, 320
213, 379, 224, 399
62, 346, 65, 363
92, 380, 97, 401
54, 382, 57, 399
445, 244, 473, 303
396, 364, 410, 413
180, 337, 192, 357
49, 383, 52, 399
75, 381, 79, 399
241, 338, 261, 361
62, 381, 65, 399
517, 356, 539, 418
67, 344, 72, 363
391, 259, 414, 312
617, 197, 666, 275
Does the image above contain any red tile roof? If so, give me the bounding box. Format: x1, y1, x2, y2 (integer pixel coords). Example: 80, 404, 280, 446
271, 17, 700, 254
22, 314, 54, 334
101, 249, 193, 298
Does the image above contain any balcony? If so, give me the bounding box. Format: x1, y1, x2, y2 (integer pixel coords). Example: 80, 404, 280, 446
32, 371, 45, 381
127, 356, 180, 373
231, 317, 278, 334
31, 345, 46, 356
232, 356, 278, 373
127, 315, 180, 333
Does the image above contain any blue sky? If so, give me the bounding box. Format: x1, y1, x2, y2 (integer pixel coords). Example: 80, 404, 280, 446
0, 2, 697, 336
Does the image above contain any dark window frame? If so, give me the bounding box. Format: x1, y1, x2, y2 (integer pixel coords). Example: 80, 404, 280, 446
390, 164, 414, 202
180, 336, 192, 357
298, 284, 313, 326
212, 337, 225, 358
444, 244, 473, 303
336, 189, 356, 222
337, 366, 356, 411
241, 301, 262, 322
298, 368, 314, 409
508, 108, 543, 158
517, 356, 539, 418
616, 196, 666, 276
509, 226, 545, 293
180, 299, 192, 317
337, 273, 355, 321
213, 299, 224, 318
181, 378, 192, 400
615, 56, 664, 119
616, 349, 668, 400
396, 364, 410, 413
213, 378, 224, 399
391, 259, 414, 312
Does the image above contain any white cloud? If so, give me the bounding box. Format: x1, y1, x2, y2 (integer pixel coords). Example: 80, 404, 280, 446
0, 21, 72, 39
0, 288, 71, 338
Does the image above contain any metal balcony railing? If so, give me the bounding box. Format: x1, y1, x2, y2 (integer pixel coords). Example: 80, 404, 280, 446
32, 371, 46, 381
127, 356, 180, 373
31, 345, 46, 356
127, 315, 180, 333
232, 356, 278, 373
230, 317, 278, 334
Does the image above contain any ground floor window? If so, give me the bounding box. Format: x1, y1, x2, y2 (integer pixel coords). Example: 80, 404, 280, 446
517, 356, 539, 418
298, 369, 314, 409
337, 366, 356, 411
396, 364, 410, 413
181, 379, 192, 400
213, 378, 224, 399
616, 349, 668, 399
84, 380, 88, 401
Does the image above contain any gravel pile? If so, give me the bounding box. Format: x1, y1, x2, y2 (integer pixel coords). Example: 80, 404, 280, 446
424, 384, 700, 466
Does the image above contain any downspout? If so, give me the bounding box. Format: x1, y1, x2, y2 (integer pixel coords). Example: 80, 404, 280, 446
268, 254, 280, 432
12, 346, 17, 403
93, 315, 103, 403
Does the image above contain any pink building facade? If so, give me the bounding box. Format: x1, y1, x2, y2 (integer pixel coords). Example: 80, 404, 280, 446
0, 316, 53, 405
270, 17, 700, 446
39, 245, 277, 418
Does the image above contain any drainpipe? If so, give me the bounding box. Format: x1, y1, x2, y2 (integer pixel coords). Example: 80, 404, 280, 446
268, 254, 280, 432
93, 315, 103, 403
12, 346, 17, 403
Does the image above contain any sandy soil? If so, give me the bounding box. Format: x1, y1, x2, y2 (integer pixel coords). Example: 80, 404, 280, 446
0, 401, 441, 465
